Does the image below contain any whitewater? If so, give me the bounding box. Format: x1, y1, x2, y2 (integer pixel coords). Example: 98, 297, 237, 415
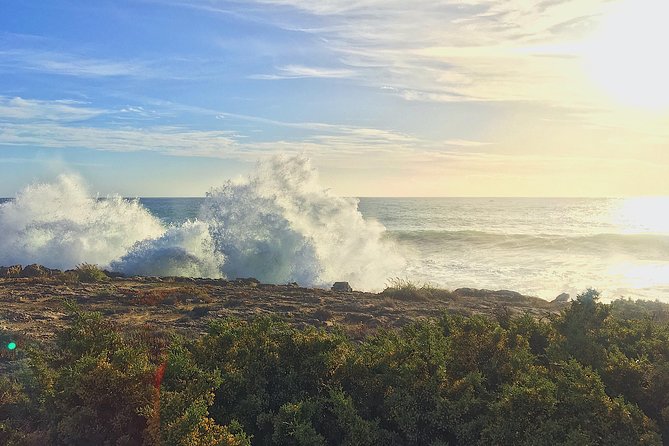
0, 156, 404, 290
1, 155, 668, 301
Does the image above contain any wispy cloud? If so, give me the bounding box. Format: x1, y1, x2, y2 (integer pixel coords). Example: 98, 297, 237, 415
0, 123, 239, 157
1, 114, 663, 196
0, 113, 489, 164
0, 49, 151, 78
0, 96, 107, 122
250, 64, 355, 80
226, 0, 610, 107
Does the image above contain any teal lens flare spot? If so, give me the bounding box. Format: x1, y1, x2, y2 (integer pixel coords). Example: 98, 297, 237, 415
7, 342, 16, 350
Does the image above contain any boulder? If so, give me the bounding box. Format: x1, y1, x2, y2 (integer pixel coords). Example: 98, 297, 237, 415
332, 282, 353, 292
552, 292, 571, 303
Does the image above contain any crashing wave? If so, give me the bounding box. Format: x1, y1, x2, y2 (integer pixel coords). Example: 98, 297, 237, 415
0, 155, 404, 290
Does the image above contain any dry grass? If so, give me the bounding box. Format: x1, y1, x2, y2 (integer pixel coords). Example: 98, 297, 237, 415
381, 277, 453, 302
51, 263, 109, 284
125, 285, 214, 306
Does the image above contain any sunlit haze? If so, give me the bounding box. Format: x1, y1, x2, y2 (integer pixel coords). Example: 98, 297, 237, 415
1, 0, 667, 197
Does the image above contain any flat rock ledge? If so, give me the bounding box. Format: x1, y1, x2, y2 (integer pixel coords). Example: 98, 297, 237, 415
0, 269, 567, 341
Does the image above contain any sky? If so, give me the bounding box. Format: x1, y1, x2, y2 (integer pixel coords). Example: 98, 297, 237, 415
0, 0, 668, 197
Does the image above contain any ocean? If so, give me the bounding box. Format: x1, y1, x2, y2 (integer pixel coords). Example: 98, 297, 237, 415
133, 196, 669, 302
1, 157, 668, 301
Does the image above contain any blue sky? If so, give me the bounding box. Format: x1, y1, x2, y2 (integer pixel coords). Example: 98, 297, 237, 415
1, 0, 668, 196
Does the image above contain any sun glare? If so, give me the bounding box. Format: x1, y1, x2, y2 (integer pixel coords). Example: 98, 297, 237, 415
610, 197, 669, 234
583, 0, 669, 110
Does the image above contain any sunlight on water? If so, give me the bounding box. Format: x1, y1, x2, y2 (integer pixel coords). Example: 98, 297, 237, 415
608, 261, 669, 289
610, 196, 669, 235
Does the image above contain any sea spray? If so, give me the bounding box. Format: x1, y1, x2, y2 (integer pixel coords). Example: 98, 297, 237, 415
0, 156, 404, 289
0, 175, 164, 269
201, 155, 405, 288
110, 221, 223, 278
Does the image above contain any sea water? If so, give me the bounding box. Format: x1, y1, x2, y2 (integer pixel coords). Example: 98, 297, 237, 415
1, 156, 668, 301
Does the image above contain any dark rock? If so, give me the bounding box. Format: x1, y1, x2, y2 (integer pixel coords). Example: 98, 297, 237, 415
552, 292, 571, 303
103, 270, 125, 278
0, 265, 23, 278
20, 264, 58, 278
332, 282, 353, 292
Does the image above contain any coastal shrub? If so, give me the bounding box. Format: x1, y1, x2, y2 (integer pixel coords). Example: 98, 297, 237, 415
381, 277, 453, 301
192, 318, 352, 443
610, 298, 669, 323
3, 295, 669, 444
146, 340, 250, 446
34, 307, 154, 445
13, 305, 251, 445
0, 375, 32, 446
553, 290, 669, 442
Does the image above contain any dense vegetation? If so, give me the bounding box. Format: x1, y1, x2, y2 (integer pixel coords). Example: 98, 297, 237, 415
2, 290, 669, 445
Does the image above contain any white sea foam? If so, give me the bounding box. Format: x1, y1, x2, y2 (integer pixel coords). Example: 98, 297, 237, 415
0, 156, 404, 289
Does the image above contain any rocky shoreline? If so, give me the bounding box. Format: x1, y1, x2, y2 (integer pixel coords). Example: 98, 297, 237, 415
0, 264, 567, 342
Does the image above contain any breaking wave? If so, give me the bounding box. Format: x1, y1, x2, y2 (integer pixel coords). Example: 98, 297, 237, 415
0, 155, 404, 289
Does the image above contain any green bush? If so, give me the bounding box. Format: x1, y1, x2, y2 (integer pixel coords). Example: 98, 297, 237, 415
3, 292, 669, 445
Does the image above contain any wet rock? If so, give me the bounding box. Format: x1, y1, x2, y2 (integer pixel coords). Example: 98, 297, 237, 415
332, 282, 353, 292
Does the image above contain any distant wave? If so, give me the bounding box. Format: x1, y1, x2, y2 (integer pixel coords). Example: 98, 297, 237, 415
390, 229, 669, 259
0, 155, 405, 289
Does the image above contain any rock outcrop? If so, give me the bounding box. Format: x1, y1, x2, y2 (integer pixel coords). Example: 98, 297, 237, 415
0, 264, 60, 278
552, 292, 571, 303
0, 265, 23, 278
332, 282, 353, 292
